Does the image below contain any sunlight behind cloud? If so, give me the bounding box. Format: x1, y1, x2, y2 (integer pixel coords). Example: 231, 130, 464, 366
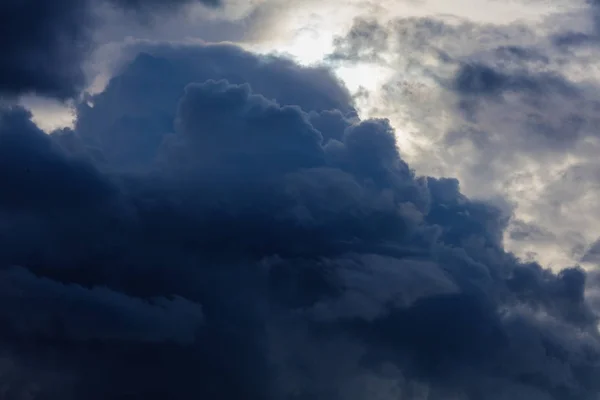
3, 0, 600, 397
335, 64, 393, 93
277, 27, 336, 65
20, 96, 75, 133
21, 0, 600, 271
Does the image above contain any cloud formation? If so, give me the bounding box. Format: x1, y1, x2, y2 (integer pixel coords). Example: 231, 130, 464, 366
0, 42, 598, 399
328, 3, 600, 268
75, 43, 353, 170
0, 0, 221, 100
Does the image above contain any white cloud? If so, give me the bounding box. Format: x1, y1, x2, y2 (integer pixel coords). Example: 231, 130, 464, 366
321, 0, 600, 269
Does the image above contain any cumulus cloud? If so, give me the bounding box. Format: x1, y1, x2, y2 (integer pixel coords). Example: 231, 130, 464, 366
0, 42, 598, 399
0, 0, 221, 99
75, 42, 353, 170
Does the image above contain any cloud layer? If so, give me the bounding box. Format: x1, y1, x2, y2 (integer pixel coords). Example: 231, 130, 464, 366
0, 42, 598, 399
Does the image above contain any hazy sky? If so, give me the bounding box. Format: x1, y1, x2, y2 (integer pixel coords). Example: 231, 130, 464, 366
1, 0, 600, 399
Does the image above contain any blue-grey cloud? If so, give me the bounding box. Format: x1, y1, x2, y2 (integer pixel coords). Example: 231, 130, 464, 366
75, 43, 353, 170
582, 239, 600, 264
0, 0, 221, 100
0, 43, 598, 399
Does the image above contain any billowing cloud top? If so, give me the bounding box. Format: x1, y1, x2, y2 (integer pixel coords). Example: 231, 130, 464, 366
0, 41, 598, 399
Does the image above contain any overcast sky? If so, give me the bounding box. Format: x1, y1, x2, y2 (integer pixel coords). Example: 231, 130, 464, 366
25, 0, 599, 270
2, 0, 600, 399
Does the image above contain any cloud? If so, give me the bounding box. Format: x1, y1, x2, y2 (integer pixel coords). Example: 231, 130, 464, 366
0, 266, 204, 343
1, 41, 599, 399
0, 0, 91, 99
0, 0, 221, 100
328, 18, 390, 63
108, 0, 221, 9
74, 42, 353, 170
328, 6, 600, 268
582, 239, 600, 264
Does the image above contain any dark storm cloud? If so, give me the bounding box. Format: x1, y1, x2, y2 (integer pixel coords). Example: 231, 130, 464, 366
0, 43, 599, 399
0, 0, 90, 99
0, 265, 204, 343
0, 0, 221, 100
0, 107, 114, 211
75, 42, 353, 170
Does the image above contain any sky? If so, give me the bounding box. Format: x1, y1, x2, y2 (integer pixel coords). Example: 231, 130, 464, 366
1, 0, 600, 399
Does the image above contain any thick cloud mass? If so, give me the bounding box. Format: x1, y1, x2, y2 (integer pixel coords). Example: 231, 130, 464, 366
0, 43, 599, 399
0, 0, 90, 99
0, 0, 220, 99
75, 43, 354, 170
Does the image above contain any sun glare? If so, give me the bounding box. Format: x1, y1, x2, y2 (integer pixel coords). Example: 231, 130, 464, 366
281, 28, 335, 66
335, 64, 393, 93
